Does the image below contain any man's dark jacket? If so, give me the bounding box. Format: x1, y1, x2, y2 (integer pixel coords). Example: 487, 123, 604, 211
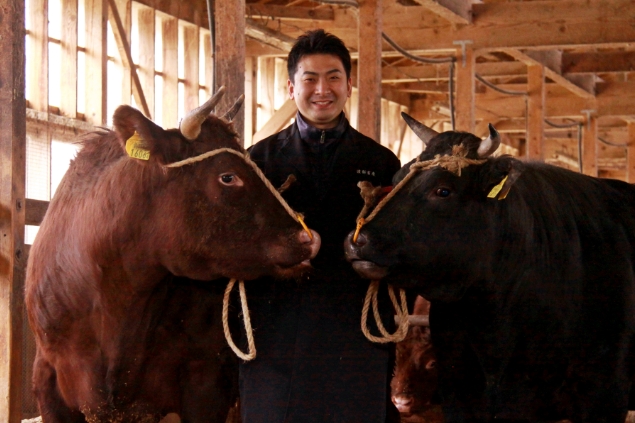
239, 115, 402, 423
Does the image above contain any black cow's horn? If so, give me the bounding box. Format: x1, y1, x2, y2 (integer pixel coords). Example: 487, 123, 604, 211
180, 86, 227, 140
476, 123, 501, 158
401, 112, 439, 145
221, 94, 245, 122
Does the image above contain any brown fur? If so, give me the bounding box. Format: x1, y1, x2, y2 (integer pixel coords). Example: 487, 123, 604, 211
25, 105, 319, 423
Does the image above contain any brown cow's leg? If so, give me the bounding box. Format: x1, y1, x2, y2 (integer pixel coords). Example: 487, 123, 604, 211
32, 354, 86, 423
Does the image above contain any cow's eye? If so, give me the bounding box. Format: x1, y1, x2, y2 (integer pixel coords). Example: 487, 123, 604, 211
435, 187, 451, 198
219, 173, 242, 186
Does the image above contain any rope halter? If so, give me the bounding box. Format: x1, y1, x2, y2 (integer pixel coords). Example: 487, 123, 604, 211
356, 144, 487, 344
165, 147, 313, 361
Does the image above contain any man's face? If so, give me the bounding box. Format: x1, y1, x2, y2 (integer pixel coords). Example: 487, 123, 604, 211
288, 54, 352, 129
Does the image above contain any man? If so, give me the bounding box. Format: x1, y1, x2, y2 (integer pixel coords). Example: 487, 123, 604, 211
240, 29, 401, 423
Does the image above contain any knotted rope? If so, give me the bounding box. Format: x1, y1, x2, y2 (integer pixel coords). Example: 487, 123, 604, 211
356, 144, 486, 344
165, 147, 313, 361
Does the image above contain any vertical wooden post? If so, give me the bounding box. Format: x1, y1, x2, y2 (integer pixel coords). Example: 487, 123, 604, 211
258, 57, 275, 128
627, 122, 635, 183
581, 113, 598, 177
114, 0, 131, 105
161, 15, 178, 127
60, 0, 78, 117
244, 56, 257, 148
182, 23, 199, 116
84, 0, 107, 125
454, 42, 475, 132
526, 64, 545, 160
137, 6, 155, 118
27, 0, 48, 112
357, 0, 382, 141
214, 0, 245, 139
0, 1, 26, 422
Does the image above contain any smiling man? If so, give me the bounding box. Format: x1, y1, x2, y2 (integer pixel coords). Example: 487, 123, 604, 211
241, 30, 402, 423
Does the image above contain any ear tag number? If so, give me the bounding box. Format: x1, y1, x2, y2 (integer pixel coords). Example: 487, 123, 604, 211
487, 175, 509, 199
125, 132, 151, 161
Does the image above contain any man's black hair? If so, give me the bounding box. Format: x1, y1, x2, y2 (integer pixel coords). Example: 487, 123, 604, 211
287, 29, 352, 82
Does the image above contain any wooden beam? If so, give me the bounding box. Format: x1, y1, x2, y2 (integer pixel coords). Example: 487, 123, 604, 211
215, 0, 246, 138
381, 61, 526, 83
258, 57, 275, 127
411, 0, 471, 24
527, 65, 545, 159
137, 5, 155, 117
502, 49, 595, 99
182, 22, 199, 115
114, 0, 132, 106
0, 1, 26, 421
245, 18, 295, 53
60, 0, 78, 118
85, 0, 107, 125
357, 0, 383, 141
454, 42, 475, 132
25, 199, 49, 226
244, 57, 257, 148
27, 0, 48, 112
627, 122, 635, 183
246, 4, 335, 21
107, 0, 151, 118
161, 15, 178, 127
581, 113, 598, 176
563, 51, 635, 74
252, 98, 297, 144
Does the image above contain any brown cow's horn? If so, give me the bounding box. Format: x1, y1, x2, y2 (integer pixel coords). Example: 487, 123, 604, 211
477, 123, 501, 158
401, 112, 439, 145
221, 94, 245, 122
179, 86, 227, 140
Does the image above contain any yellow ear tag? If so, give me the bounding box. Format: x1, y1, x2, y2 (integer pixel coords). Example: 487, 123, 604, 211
125, 131, 150, 161
487, 175, 509, 199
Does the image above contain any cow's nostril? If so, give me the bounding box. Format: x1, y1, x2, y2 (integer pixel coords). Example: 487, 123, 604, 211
354, 232, 368, 247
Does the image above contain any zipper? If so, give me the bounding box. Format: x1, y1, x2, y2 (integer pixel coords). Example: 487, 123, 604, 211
320, 130, 325, 144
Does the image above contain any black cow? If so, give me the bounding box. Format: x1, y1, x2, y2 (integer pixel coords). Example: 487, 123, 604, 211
345, 113, 635, 422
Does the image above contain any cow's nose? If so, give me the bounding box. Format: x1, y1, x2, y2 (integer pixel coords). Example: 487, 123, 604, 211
298, 229, 321, 259
353, 232, 368, 247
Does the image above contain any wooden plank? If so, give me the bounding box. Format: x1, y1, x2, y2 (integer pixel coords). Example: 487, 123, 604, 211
202, 30, 214, 98
60, 0, 78, 118
627, 122, 635, 183
114, 0, 131, 105
244, 57, 257, 148
107, 0, 151, 118
357, 0, 382, 141
85, 0, 107, 125
246, 4, 334, 21
25, 199, 49, 226
252, 98, 297, 144
245, 18, 295, 53
526, 65, 545, 159
563, 51, 635, 74
454, 42, 475, 132
364, 0, 635, 52
582, 114, 598, 177
502, 49, 594, 99
27, 0, 48, 112
411, 0, 471, 24
137, 5, 155, 117
161, 15, 178, 127
0, 1, 26, 421
182, 22, 199, 115
215, 0, 246, 138
258, 57, 275, 127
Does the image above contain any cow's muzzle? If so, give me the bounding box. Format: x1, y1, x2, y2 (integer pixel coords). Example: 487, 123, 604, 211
344, 231, 389, 279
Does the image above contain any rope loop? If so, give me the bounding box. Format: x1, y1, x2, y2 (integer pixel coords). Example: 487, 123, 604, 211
361, 280, 409, 343
223, 279, 257, 361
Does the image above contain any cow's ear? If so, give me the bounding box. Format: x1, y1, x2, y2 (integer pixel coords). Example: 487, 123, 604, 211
480, 155, 524, 200
112, 105, 165, 159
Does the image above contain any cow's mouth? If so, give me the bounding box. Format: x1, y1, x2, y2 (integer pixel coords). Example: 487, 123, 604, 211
351, 260, 388, 280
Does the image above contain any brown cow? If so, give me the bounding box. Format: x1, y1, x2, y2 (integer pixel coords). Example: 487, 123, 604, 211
391, 296, 443, 423
25, 89, 320, 423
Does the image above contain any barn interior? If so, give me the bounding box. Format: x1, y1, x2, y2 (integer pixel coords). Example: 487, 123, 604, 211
0, 0, 634, 421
